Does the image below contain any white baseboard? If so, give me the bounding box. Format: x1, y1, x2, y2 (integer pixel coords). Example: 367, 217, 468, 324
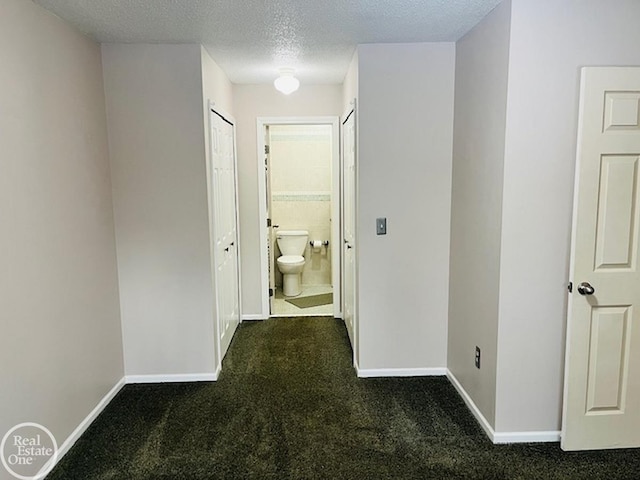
125, 372, 218, 384
41, 377, 126, 476
242, 313, 267, 321
493, 430, 561, 444
446, 369, 496, 441
357, 367, 447, 378
446, 369, 560, 444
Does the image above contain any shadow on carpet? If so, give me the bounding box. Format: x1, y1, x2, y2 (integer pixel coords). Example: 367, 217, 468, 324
47, 317, 640, 479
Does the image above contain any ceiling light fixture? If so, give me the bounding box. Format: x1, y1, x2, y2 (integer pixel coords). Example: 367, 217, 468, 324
274, 68, 300, 95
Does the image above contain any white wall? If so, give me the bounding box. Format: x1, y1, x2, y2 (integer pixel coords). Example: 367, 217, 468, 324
449, 1, 511, 429
0, 0, 123, 450
233, 84, 343, 316
102, 44, 230, 376
357, 43, 455, 370
201, 47, 233, 117
495, 0, 640, 433
343, 50, 359, 113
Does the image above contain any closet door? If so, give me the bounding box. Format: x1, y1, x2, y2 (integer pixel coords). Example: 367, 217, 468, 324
342, 105, 357, 363
210, 108, 240, 362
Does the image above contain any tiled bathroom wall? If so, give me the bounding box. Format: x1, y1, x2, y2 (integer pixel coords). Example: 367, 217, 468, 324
269, 124, 332, 286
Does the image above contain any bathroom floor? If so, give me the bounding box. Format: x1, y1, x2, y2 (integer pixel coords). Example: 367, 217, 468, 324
271, 284, 333, 317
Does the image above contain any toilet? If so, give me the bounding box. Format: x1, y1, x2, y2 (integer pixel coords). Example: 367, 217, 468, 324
276, 230, 308, 297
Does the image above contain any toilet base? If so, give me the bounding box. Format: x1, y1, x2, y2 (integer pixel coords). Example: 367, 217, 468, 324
282, 273, 302, 297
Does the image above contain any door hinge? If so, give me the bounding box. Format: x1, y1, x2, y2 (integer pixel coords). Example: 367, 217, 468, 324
267, 218, 272, 227
567, 281, 573, 293
269, 288, 274, 297
265, 145, 270, 154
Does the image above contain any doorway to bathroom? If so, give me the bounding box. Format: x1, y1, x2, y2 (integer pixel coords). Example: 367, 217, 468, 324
257, 117, 341, 318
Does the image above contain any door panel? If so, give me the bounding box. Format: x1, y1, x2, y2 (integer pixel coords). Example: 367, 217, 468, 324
585, 306, 631, 414
563, 67, 640, 451
210, 109, 240, 362
594, 155, 638, 269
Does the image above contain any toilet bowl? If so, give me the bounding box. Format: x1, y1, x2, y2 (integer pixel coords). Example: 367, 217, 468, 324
276, 230, 308, 297
276, 255, 305, 296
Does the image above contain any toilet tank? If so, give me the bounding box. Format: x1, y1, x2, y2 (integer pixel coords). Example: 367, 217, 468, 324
276, 230, 309, 255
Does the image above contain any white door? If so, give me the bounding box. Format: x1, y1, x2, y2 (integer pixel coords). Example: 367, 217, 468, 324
562, 67, 640, 451
342, 106, 357, 362
210, 109, 240, 361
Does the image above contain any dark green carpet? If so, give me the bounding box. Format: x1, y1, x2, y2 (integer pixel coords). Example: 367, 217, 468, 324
47, 317, 640, 479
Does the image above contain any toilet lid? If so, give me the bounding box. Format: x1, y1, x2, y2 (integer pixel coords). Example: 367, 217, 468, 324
277, 255, 304, 265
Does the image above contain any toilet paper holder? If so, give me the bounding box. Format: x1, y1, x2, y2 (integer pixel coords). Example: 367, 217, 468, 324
310, 240, 329, 247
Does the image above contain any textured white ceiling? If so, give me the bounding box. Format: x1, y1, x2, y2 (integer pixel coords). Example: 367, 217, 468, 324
33, 0, 502, 84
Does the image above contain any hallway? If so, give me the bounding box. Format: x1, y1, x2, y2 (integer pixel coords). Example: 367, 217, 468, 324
47, 318, 640, 479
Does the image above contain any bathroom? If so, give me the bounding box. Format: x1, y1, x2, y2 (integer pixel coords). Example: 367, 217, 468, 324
268, 123, 334, 316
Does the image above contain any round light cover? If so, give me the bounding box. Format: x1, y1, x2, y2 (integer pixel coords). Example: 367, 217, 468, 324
274, 69, 300, 95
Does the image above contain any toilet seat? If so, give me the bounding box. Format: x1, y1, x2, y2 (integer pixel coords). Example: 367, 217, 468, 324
277, 255, 304, 265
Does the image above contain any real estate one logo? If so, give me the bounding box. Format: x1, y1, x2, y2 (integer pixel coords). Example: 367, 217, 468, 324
1, 423, 58, 480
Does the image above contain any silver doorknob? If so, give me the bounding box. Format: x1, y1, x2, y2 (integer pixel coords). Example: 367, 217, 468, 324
577, 282, 595, 296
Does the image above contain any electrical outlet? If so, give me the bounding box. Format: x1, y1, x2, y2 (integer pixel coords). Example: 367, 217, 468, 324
475, 346, 481, 369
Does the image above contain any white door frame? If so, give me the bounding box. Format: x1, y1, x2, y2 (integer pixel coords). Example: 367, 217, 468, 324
256, 116, 341, 318
206, 101, 243, 373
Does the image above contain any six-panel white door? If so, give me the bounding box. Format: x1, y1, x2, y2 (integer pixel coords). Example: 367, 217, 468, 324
562, 67, 640, 451
342, 107, 357, 362
210, 110, 240, 362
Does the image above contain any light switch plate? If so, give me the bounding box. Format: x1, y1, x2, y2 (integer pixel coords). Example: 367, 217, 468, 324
376, 217, 387, 235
